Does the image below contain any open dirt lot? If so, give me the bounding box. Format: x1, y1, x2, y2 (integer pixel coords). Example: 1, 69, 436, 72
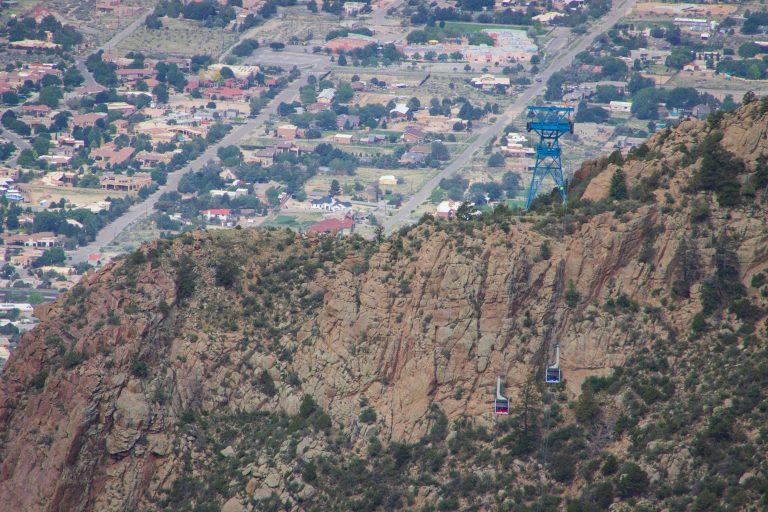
632, 2, 738, 20
19, 184, 129, 209
237, 7, 341, 45
116, 17, 240, 57
304, 166, 439, 198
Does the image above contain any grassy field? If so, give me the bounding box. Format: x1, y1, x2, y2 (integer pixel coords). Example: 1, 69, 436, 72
116, 17, 240, 58
263, 213, 323, 231
443, 21, 540, 35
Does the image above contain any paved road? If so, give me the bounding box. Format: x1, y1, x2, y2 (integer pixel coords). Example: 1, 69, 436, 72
68, 68, 327, 263
383, 0, 637, 232
1, 129, 31, 166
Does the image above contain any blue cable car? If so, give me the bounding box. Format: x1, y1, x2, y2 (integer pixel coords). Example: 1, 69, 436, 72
494, 376, 509, 415
545, 344, 561, 384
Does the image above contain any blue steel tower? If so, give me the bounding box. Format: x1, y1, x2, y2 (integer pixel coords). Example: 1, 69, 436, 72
525, 106, 574, 210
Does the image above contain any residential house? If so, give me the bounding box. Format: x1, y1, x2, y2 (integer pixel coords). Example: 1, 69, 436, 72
336, 114, 360, 130
318, 88, 336, 104
100, 172, 152, 191
342, 1, 366, 15
277, 124, 298, 139
3, 231, 60, 247
72, 112, 107, 128
135, 151, 175, 168
20, 104, 51, 117
248, 148, 276, 166
378, 175, 398, 186
359, 134, 385, 145
608, 101, 633, 113
399, 151, 427, 166
333, 134, 354, 145
306, 216, 355, 236
389, 103, 409, 119
91, 145, 135, 168
692, 103, 712, 119
106, 102, 135, 114
471, 74, 511, 92
113, 119, 129, 135
201, 208, 231, 223
116, 68, 156, 81
434, 200, 462, 219
401, 126, 426, 143
310, 196, 352, 212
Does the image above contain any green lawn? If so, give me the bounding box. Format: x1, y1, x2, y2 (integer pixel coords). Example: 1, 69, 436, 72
444, 21, 543, 35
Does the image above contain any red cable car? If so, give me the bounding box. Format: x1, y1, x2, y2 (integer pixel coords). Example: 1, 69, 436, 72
494, 376, 509, 415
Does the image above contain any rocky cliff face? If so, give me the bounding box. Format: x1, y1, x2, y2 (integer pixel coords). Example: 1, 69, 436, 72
2, 102, 768, 511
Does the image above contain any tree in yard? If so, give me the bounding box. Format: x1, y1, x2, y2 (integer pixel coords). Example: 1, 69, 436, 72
337, 54, 347, 66
627, 74, 655, 95
269, 42, 285, 51
430, 142, 450, 161
152, 84, 169, 103
502, 171, 522, 197
336, 81, 354, 102
33, 247, 66, 268
430, 187, 445, 203
1, 91, 19, 105
456, 201, 478, 220
219, 66, 234, 79
609, 169, 628, 200
631, 88, 662, 120
488, 152, 506, 167
329, 179, 341, 196
266, 186, 280, 206
38, 86, 63, 108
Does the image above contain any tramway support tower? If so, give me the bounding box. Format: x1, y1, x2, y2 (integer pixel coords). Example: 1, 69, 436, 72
525, 106, 574, 210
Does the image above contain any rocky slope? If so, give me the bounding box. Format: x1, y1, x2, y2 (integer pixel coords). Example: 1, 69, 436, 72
3, 100, 768, 511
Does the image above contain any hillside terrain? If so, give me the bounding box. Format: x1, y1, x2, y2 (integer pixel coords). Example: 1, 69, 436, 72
3, 100, 768, 511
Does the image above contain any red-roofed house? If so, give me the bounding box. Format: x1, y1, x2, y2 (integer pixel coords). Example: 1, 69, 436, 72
20, 104, 51, 117
90, 144, 135, 168
73, 112, 108, 128
34, 7, 53, 23
201, 208, 231, 222
116, 68, 157, 80
307, 216, 355, 236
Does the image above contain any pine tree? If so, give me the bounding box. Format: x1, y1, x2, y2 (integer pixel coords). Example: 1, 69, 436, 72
609, 169, 628, 200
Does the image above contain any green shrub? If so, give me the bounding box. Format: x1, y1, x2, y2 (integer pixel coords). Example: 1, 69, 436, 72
359, 407, 377, 424
751, 272, 766, 288
215, 260, 241, 289
691, 312, 706, 333
257, 370, 277, 396
565, 281, 580, 308
602, 454, 619, 475
540, 240, 552, 260
31, 370, 48, 390
592, 481, 614, 510
616, 462, 649, 497
62, 350, 85, 369
131, 357, 149, 378
300, 395, 317, 418
174, 254, 197, 303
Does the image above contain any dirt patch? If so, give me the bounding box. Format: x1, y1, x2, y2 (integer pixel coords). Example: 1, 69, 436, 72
19, 184, 129, 209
